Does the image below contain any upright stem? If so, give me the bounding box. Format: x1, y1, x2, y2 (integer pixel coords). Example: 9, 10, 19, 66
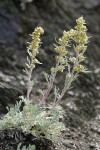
26, 68, 33, 100
52, 52, 79, 109
39, 62, 59, 105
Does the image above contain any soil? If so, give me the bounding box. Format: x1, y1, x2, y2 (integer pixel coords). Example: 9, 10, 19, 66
0, 129, 55, 150
0, 0, 100, 150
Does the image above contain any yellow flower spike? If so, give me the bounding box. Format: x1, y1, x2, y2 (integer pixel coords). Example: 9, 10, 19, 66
73, 16, 88, 45
27, 26, 44, 69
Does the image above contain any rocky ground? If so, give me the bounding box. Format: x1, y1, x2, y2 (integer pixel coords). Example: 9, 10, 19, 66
0, 0, 100, 149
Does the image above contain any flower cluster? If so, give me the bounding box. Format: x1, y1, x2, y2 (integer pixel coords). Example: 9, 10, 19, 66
73, 17, 88, 73
54, 16, 88, 74
74, 17, 88, 44
54, 31, 72, 72
27, 27, 44, 69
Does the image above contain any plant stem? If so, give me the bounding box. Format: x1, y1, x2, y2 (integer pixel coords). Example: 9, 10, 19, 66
51, 52, 79, 110
39, 62, 59, 105
26, 68, 33, 100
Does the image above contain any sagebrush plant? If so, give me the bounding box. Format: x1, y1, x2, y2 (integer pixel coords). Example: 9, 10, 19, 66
0, 17, 89, 147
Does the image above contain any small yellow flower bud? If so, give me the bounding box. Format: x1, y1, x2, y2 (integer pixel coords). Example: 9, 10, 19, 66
33, 59, 40, 64
76, 16, 86, 26
55, 56, 59, 61
55, 56, 65, 64
58, 38, 69, 46
30, 64, 35, 69
75, 44, 87, 53
70, 57, 76, 63
75, 64, 85, 73
60, 50, 67, 57
37, 27, 44, 34
60, 57, 65, 64
55, 46, 67, 56
33, 27, 44, 36
57, 65, 65, 72
79, 55, 85, 62
69, 29, 76, 37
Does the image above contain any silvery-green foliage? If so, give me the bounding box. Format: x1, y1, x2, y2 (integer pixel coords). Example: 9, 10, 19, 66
21, 101, 65, 141
0, 101, 23, 130
0, 98, 65, 141
54, 86, 60, 103
43, 71, 50, 83
38, 89, 44, 96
